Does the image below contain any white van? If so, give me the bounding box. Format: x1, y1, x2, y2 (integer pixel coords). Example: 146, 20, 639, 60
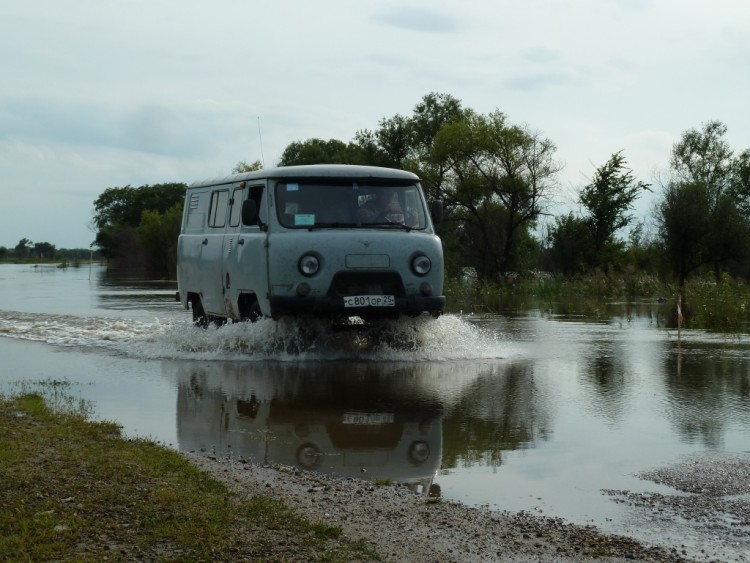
177, 164, 445, 326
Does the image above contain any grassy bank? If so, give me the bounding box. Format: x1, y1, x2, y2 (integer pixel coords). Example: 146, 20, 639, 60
0, 392, 377, 562
445, 271, 750, 332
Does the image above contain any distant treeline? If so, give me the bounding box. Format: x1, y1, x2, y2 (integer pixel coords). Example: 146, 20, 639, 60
0, 239, 102, 264
88, 92, 750, 289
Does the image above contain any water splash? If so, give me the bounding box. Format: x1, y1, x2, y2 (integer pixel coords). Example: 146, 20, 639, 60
0, 310, 506, 362
138, 314, 506, 362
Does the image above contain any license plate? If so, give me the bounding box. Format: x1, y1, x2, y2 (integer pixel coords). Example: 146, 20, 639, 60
343, 294, 395, 308
343, 411, 395, 425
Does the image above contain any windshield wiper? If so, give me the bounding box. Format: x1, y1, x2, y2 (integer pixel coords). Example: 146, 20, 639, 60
306, 221, 413, 231
308, 222, 359, 230
360, 221, 412, 231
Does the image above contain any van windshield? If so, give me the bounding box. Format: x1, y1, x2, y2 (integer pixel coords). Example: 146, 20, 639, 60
275, 181, 428, 229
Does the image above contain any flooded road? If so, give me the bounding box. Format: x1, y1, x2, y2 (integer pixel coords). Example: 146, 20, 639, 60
1, 263, 749, 560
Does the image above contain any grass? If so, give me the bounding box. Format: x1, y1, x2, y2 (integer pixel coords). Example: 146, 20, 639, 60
445, 270, 750, 333
683, 273, 750, 333
0, 392, 380, 562
446, 270, 670, 309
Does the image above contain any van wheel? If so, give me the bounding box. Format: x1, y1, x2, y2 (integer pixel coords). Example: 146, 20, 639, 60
239, 294, 262, 323
192, 297, 227, 327
248, 301, 262, 322
191, 296, 209, 328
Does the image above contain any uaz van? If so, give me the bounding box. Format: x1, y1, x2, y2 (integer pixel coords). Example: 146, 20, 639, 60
176, 165, 444, 326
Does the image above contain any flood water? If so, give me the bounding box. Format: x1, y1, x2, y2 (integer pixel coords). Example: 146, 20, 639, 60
1, 263, 749, 560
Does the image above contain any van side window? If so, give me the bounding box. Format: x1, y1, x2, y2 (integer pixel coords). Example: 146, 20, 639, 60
241, 185, 264, 227
208, 190, 230, 228
229, 187, 244, 227
249, 185, 264, 209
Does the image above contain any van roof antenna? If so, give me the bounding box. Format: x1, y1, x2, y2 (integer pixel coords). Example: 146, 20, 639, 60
257, 116, 266, 168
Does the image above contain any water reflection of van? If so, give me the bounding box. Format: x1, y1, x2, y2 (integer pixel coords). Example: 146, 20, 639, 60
266, 401, 440, 492
174, 367, 442, 493
177, 165, 445, 326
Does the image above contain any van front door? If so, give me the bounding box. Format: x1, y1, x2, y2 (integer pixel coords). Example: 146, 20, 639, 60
222, 184, 269, 320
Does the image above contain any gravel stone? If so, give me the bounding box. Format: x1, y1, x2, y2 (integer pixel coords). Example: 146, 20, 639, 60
185, 452, 709, 562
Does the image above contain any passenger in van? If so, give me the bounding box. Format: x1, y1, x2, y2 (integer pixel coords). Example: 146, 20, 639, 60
358, 188, 406, 225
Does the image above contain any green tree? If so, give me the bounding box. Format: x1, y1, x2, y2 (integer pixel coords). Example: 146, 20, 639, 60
232, 160, 263, 173
406, 93, 467, 203
579, 151, 650, 268
93, 183, 186, 275
93, 183, 185, 233
137, 203, 183, 275
657, 121, 750, 284
410, 92, 465, 155
622, 221, 663, 274
729, 149, 750, 217
670, 120, 733, 202
432, 110, 562, 279
15, 238, 32, 259
546, 213, 593, 275
351, 93, 466, 192
455, 201, 513, 280
358, 92, 465, 173
93, 186, 140, 232
373, 114, 413, 168
704, 192, 750, 276
0, 246, 7, 261
658, 181, 712, 285
32, 242, 56, 260
350, 129, 391, 167
277, 138, 356, 166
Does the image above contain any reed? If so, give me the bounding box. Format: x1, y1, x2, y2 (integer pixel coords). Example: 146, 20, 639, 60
445, 270, 750, 333
682, 273, 750, 333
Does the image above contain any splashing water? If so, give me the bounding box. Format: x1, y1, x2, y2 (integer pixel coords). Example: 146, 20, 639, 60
0, 309, 507, 362
139, 314, 507, 362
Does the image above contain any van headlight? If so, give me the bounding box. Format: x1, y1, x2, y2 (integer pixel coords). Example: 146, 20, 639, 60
298, 254, 320, 276
408, 441, 430, 465
411, 254, 431, 276
297, 443, 321, 469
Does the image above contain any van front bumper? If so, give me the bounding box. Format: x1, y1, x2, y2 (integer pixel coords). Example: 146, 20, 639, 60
269, 295, 445, 318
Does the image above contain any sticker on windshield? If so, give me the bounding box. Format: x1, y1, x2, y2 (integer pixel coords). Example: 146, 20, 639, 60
295, 214, 315, 226
286, 183, 299, 191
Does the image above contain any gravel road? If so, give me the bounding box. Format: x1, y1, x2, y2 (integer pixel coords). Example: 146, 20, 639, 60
184, 451, 750, 562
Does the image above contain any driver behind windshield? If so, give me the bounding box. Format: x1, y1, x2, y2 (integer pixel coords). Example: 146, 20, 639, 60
358, 188, 405, 224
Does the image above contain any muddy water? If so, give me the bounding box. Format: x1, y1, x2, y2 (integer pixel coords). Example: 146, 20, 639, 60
1, 263, 749, 560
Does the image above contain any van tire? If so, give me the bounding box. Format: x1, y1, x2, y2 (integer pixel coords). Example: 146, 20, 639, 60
190, 296, 226, 328
190, 295, 209, 328
239, 294, 262, 323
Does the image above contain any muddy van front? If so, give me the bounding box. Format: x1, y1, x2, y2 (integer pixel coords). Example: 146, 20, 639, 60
265, 167, 444, 320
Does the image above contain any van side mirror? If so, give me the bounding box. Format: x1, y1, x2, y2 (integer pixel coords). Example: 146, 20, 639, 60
241, 199, 258, 226
429, 200, 443, 224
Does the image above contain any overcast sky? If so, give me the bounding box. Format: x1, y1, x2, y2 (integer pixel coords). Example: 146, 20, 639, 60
2, 0, 748, 249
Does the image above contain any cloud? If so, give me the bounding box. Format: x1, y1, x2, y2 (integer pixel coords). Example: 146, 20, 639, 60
0, 97, 232, 158
373, 6, 463, 33
518, 47, 562, 64
503, 71, 578, 92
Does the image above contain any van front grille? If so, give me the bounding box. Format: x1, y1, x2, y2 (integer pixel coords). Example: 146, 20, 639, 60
327, 272, 405, 297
